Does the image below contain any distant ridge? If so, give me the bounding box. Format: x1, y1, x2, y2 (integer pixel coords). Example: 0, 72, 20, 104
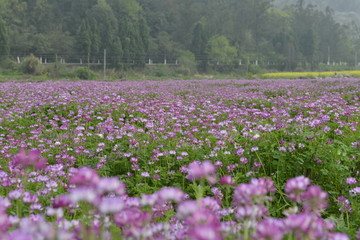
273, 0, 360, 26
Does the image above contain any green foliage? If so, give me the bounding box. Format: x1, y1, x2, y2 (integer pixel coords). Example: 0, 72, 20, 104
0, 18, 9, 59
0, 0, 358, 74
73, 67, 97, 80
206, 35, 237, 64
20, 54, 44, 75
176, 50, 197, 76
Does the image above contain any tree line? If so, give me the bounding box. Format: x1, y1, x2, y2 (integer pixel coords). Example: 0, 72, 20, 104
0, 0, 360, 73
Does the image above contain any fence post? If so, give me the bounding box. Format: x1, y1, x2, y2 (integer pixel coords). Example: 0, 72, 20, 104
103, 49, 106, 80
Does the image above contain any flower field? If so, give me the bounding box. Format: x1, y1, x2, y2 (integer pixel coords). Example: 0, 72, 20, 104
0, 79, 359, 239
258, 71, 360, 79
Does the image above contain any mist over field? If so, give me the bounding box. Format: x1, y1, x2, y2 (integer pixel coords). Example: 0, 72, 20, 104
274, 0, 360, 25
1, 0, 360, 77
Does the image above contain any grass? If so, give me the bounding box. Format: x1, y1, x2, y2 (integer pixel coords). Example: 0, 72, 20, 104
257, 70, 360, 79
2, 67, 360, 82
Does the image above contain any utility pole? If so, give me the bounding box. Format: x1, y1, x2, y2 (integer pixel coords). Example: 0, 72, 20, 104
103, 49, 106, 80
87, 52, 90, 69
355, 51, 358, 70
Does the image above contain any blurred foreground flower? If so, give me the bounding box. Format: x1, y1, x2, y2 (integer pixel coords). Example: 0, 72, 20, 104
12, 149, 47, 170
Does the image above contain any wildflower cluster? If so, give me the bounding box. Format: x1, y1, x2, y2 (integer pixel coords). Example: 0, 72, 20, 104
0, 79, 359, 238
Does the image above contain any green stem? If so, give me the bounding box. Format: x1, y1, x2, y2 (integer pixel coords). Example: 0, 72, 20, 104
243, 219, 249, 240
255, 151, 267, 175
16, 199, 22, 218
225, 186, 231, 208
193, 179, 205, 200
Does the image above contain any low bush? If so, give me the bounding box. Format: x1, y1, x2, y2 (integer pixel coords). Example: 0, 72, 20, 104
20, 54, 44, 75
73, 67, 98, 80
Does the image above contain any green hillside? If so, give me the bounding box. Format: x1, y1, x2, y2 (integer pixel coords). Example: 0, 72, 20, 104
274, 0, 360, 25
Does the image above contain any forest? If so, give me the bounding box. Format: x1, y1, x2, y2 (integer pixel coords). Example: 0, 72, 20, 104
1, 0, 360, 74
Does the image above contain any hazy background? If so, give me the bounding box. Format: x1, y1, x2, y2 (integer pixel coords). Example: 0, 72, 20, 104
1, 0, 360, 76
274, 0, 360, 25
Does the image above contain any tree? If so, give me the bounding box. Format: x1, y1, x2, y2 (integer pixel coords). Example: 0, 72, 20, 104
191, 21, 208, 71
77, 19, 92, 58
0, 18, 9, 59
206, 35, 237, 72
191, 21, 208, 59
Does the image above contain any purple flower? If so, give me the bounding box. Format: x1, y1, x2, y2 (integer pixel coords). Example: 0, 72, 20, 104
96, 177, 125, 196
239, 157, 248, 164
98, 197, 124, 214
157, 187, 185, 203
328, 233, 350, 240
141, 172, 150, 177
211, 187, 223, 204
52, 195, 72, 208
188, 225, 222, 240
234, 148, 245, 156
0, 197, 11, 210
12, 149, 47, 170
278, 146, 287, 152
233, 178, 274, 206
251, 147, 259, 152
177, 200, 199, 219
186, 161, 217, 183
8, 190, 23, 200
140, 194, 158, 206
337, 196, 352, 213
345, 177, 357, 185
250, 178, 275, 193
219, 175, 235, 185
226, 164, 237, 172
201, 197, 221, 212
253, 218, 285, 240
69, 187, 97, 203
285, 176, 310, 202
235, 205, 268, 220
350, 187, 360, 196
302, 185, 328, 213
0, 209, 12, 233
3, 231, 34, 240
114, 208, 150, 237
69, 167, 100, 186
284, 213, 327, 239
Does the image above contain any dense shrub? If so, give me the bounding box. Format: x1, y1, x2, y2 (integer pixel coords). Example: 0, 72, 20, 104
20, 54, 44, 75
74, 67, 97, 80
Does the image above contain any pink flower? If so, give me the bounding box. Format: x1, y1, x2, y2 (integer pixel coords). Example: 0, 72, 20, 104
285, 176, 311, 202
234, 148, 245, 156
141, 172, 150, 177
350, 187, 360, 196
98, 197, 124, 214
328, 233, 350, 240
69, 167, 100, 186
52, 195, 72, 208
236, 205, 268, 220
254, 218, 285, 240
157, 187, 185, 203
219, 176, 235, 185
186, 161, 216, 181
96, 177, 125, 196
345, 177, 357, 185
302, 185, 328, 213
12, 149, 47, 170
188, 225, 223, 240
